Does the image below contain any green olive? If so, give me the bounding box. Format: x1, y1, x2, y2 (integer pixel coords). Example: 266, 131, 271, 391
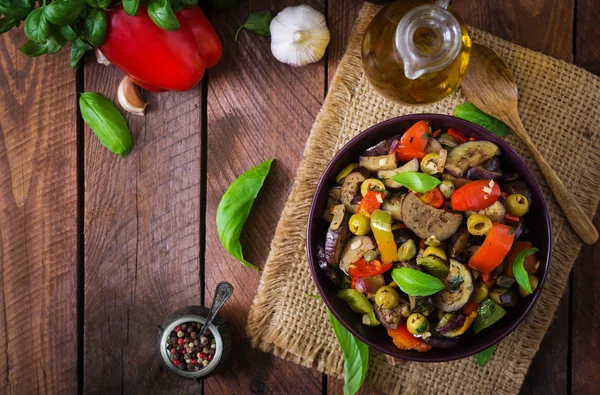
420, 153, 440, 175
363, 249, 379, 262
374, 286, 400, 309
467, 214, 493, 236
407, 313, 429, 335
439, 180, 455, 198
397, 239, 417, 261
506, 193, 529, 217
348, 213, 370, 235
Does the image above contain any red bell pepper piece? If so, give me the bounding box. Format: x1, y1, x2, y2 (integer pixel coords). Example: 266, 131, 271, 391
348, 259, 392, 278
415, 188, 444, 208
390, 121, 430, 161
447, 128, 468, 144
481, 272, 496, 288
504, 213, 520, 225
387, 324, 431, 352
358, 190, 385, 215
469, 223, 515, 273
101, 6, 222, 92
451, 180, 501, 211
462, 301, 479, 316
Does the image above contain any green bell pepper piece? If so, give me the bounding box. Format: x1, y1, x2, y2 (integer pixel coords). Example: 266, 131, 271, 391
338, 289, 373, 314
472, 298, 506, 333
362, 310, 380, 327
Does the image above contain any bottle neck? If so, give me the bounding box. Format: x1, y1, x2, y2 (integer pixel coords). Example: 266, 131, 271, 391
394, 3, 463, 80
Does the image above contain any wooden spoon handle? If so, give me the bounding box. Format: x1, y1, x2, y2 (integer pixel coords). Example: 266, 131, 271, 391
505, 111, 598, 245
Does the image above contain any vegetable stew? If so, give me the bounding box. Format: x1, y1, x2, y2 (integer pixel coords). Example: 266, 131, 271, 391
317, 120, 542, 352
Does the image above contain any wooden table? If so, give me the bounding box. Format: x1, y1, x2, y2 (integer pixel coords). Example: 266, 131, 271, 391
1, 0, 598, 393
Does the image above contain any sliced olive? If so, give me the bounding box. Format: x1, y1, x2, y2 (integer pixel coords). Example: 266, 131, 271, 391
348, 213, 370, 235
420, 153, 440, 175
397, 239, 417, 261
439, 179, 455, 198
467, 214, 493, 236
416, 256, 449, 279
360, 178, 386, 197
506, 193, 529, 217
423, 246, 447, 261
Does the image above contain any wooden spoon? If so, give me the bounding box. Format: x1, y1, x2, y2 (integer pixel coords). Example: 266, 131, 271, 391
461, 43, 598, 245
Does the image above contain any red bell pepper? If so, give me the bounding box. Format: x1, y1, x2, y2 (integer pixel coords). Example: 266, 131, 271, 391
416, 188, 444, 208
348, 259, 392, 278
387, 324, 431, 352
101, 6, 222, 92
451, 180, 501, 211
358, 190, 385, 216
469, 223, 515, 273
447, 128, 468, 144
390, 121, 430, 161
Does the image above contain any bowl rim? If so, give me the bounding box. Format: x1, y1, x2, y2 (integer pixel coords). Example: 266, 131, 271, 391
306, 113, 553, 363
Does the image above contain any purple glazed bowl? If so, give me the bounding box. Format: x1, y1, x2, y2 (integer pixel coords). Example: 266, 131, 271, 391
306, 114, 552, 362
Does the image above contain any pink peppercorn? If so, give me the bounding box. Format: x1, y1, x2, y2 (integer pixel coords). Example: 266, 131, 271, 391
170, 348, 177, 354
177, 338, 184, 345
199, 352, 207, 359
172, 359, 180, 366
207, 355, 213, 361
191, 359, 198, 365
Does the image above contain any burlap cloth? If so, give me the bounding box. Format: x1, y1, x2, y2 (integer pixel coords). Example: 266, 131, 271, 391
246, 3, 600, 394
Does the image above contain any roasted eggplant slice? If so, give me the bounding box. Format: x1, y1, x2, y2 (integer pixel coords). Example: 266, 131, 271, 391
317, 245, 345, 287
339, 235, 376, 273
489, 286, 518, 307
424, 333, 460, 348
359, 153, 397, 172
445, 141, 500, 177
401, 192, 463, 241
381, 195, 405, 221
373, 303, 405, 329
363, 139, 391, 156
435, 260, 474, 312
324, 206, 350, 267
322, 186, 342, 221
340, 171, 367, 213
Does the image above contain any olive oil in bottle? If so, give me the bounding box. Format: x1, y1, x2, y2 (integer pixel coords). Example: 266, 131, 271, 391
362, 0, 471, 104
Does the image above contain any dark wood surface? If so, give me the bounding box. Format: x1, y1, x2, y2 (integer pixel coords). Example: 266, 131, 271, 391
0, 0, 598, 394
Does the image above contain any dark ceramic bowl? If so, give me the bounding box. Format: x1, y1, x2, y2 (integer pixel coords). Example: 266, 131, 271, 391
307, 114, 552, 362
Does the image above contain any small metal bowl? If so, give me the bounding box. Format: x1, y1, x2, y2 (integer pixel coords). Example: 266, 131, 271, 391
158, 306, 231, 379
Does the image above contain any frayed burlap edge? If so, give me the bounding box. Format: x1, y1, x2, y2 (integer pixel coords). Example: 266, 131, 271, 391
247, 3, 600, 394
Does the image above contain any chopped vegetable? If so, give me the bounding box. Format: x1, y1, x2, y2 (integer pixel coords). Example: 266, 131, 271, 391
336, 163, 359, 183
358, 190, 385, 216
451, 180, 501, 211
360, 178, 386, 197
447, 128, 468, 144
472, 298, 506, 333
445, 141, 500, 177
506, 193, 529, 217
387, 324, 432, 352
348, 258, 392, 278
512, 247, 539, 294
506, 241, 539, 276
397, 239, 417, 262
370, 209, 397, 264
467, 214, 493, 236
474, 345, 496, 367
416, 256, 449, 279
439, 179, 455, 198
468, 223, 515, 273
415, 187, 444, 208
375, 286, 401, 309
338, 289, 374, 314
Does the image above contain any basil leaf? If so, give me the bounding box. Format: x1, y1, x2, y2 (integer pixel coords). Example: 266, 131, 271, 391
83, 9, 106, 46
235, 10, 273, 41
0, 0, 33, 19
454, 102, 511, 137
392, 267, 445, 296
184, 0, 198, 7
0, 18, 19, 34
20, 39, 49, 56
44, 0, 85, 25
122, 0, 140, 16
475, 345, 495, 367
327, 310, 369, 395
216, 159, 273, 270
513, 247, 538, 294
85, 0, 109, 9
147, 0, 180, 31
390, 171, 440, 193
24, 8, 49, 43
59, 24, 79, 40
79, 92, 132, 156
304, 292, 321, 299
70, 38, 91, 68
170, 0, 184, 11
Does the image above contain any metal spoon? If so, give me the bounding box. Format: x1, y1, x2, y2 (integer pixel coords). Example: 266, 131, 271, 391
461, 43, 598, 245
199, 281, 234, 338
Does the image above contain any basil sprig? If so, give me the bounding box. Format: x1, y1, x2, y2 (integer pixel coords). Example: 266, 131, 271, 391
1, 0, 202, 67
216, 159, 273, 270
327, 310, 369, 395
79, 92, 132, 156
392, 267, 445, 296
390, 171, 441, 193
474, 345, 495, 367
235, 10, 273, 41
454, 102, 511, 137
513, 247, 539, 294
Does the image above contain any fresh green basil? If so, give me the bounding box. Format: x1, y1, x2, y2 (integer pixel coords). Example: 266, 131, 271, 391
83, 9, 106, 47
454, 102, 511, 137
327, 309, 369, 395
147, 0, 180, 31
170, 0, 185, 12
20, 35, 65, 56
216, 159, 273, 270
0, 0, 33, 20
79, 92, 132, 156
70, 38, 91, 68
85, 0, 109, 9
59, 24, 79, 41
43, 0, 85, 25
0, 18, 19, 34
24, 8, 49, 44
513, 247, 538, 294
235, 10, 273, 41
474, 345, 495, 367
392, 267, 445, 296
183, 0, 197, 7
390, 171, 441, 193
122, 0, 140, 16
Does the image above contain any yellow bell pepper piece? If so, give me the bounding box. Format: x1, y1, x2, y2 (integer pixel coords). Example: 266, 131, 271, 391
370, 209, 397, 264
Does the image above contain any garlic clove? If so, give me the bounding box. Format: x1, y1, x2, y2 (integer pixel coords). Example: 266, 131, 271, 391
95, 48, 110, 66
118, 76, 147, 116
270, 5, 330, 67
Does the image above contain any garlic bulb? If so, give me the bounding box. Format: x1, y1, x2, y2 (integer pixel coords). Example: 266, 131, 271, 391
270, 5, 330, 67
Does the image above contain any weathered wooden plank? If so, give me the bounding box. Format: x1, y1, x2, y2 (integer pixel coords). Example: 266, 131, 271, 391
83, 57, 204, 392
203, 1, 325, 393
571, 1, 600, 390
0, 29, 78, 394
